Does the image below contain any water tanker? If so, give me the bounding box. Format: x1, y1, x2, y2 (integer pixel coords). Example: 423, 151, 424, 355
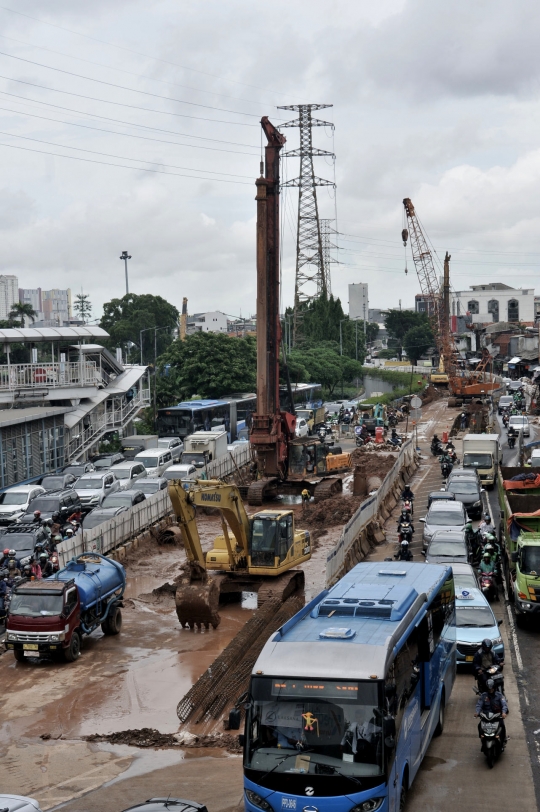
5, 553, 125, 663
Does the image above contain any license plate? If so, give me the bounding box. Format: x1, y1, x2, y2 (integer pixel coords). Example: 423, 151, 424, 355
465, 655, 474, 662
23, 643, 39, 650
24, 650, 39, 657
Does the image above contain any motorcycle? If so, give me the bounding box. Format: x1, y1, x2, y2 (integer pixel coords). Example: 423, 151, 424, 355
388, 435, 402, 448
395, 538, 413, 561
402, 499, 414, 518
441, 459, 453, 478
474, 663, 505, 697
478, 711, 505, 768
507, 433, 516, 449
478, 571, 499, 602
355, 436, 364, 447
431, 440, 444, 457
398, 520, 414, 545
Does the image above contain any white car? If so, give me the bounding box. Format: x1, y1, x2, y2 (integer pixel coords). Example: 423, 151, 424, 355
0, 485, 45, 525
109, 461, 147, 490
163, 463, 198, 482
157, 436, 184, 462
295, 418, 309, 438
0, 796, 43, 811
75, 472, 121, 509
508, 415, 530, 437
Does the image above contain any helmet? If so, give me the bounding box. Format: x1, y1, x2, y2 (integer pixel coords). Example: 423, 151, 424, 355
8, 549, 15, 557
483, 552, 491, 559
65, 528, 74, 536
39, 552, 48, 562
52, 512, 60, 521
484, 514, 491, 522
44, 518, 53, 527
3, 548, 8, 556
482, 638, 493, 650
7, 559, 15, 569
33, 509, 41, 517
486, 679, 495, 690
485, 543, 494, 553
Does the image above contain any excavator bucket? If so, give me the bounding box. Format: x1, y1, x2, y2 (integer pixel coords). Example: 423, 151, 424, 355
176, 577, 221, 630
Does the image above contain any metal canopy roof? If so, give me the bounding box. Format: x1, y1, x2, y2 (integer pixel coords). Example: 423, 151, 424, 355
0, 326, 109, 344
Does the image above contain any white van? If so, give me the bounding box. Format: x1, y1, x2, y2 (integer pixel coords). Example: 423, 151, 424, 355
530, 449, 540, 467
134, 448, 173, 477
163, 463, 198, 482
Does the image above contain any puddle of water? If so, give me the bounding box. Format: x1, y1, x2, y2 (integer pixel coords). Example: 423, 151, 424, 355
97, 742, 186, 786
279, 494, 302, 505
242, 592, 258, 610
125, 573, 174, 600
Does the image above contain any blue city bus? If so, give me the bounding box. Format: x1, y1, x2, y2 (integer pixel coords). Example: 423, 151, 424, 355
157, 394, 256, 440
242, 562, 456, 812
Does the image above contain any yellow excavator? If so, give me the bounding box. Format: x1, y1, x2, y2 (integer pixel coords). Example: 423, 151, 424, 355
168, 479, 311, 629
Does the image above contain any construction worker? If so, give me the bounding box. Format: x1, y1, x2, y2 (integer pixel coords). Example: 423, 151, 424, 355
301, 488, 311, 511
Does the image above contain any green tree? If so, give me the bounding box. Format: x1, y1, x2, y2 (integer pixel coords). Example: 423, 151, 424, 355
9, 301, 37, 327
74, 293, 92, 324
403, 324, 434, 363
288, 341, 363, 397
384, 309, 430, 358
100, 293, 179, 364
157, 332, 257, 403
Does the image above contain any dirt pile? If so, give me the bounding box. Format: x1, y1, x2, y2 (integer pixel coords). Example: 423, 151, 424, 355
85, 728, 242, 753
350, 451, 397, 479
306, 495, 362, 528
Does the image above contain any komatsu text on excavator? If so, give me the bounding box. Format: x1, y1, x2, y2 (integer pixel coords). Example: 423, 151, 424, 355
168, 479, 310, 630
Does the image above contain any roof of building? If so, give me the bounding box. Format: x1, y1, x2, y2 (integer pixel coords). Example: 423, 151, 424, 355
0, 406, 71, 427
0, 326, 109, 344
469, 283, 515, 291
63, 366, 147, 429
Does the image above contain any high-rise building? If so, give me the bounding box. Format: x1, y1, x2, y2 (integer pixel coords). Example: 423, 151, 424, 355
348, 283, 369, 322
19, 287, 72, 324
0, 275, 18, 319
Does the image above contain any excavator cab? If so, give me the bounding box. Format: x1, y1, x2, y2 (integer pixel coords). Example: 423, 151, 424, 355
249, 510, 310, 573
288, 438, 327, 477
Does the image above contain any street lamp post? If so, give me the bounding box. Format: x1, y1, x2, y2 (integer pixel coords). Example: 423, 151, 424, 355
120, 250, 132, 295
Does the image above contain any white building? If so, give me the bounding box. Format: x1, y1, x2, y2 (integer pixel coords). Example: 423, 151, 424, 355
349, 283, 369, 321
19, 287, 72, 324
187, 311, 228, 334
451, 283, 535, 325
0, 275, 18, 320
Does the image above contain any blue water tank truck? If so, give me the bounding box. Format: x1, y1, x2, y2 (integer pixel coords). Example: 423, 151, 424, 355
5, 553, 125, 663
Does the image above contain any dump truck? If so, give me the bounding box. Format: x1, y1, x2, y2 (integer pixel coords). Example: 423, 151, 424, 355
5, 553, 125, 662
168, 479, 310, 629
498, 465, 540, 625
295, 404, 326, 434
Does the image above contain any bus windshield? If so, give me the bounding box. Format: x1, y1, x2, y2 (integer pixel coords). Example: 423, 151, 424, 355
245, 677, 384, 778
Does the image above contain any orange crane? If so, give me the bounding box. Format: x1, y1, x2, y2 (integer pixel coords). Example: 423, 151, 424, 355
402, 197, 497, 398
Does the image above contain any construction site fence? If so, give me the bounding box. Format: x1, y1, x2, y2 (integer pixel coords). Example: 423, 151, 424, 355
56, 444, 252, 566
325, 438, 415, 586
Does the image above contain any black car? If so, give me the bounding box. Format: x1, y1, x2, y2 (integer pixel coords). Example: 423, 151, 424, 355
19, 489, 82, 523
91, 453, 125, 470
62, 462, 95, 477
101, 490, 146, 509
82, 506, 128, 530
122, 800, 208, 812
445, 477, 483, 518
0, 524, 49, 563
40, 473, 77, 492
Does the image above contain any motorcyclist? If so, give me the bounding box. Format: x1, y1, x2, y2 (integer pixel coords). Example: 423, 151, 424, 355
39, 551, 54, 578
0, 548, 10, 568
397, 509, 414, 535
50, 512, 62, 537
474, 678, 508, 749
431, 434, 441, 452
0, 571, 7, 620
480, 514, 495, 536
41, 519, 52, 539
7, 558, 21, 579
401, 484, 414, 502
63, 527, 75, 541
32, 509, 42, 525
478, 551, 496, 575
389, 428, 401, 447
465, 522, 482, 560
473, 638, 503, 693
28, 556, 42, 580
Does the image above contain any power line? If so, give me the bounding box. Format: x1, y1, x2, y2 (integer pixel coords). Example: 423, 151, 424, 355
0, 73, 259, 127
0, 139, 253, 184
0, 4, 294, 99
0, 101, 260, 157
338, 229, 540, 257
0, 32, 270, 109
0, 89, 259, 150
0, 49, 261, 119
0, 127, 255, 178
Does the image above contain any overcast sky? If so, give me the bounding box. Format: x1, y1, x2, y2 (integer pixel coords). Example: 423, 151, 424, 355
0, 0, 539, 321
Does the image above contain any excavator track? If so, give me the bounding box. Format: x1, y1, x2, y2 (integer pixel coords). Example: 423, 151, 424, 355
313, 476, 343, 503
247, 477, 278, 506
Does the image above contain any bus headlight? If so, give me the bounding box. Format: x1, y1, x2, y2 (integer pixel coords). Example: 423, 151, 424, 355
245, 791, 273, 812
350, 800, 384, 812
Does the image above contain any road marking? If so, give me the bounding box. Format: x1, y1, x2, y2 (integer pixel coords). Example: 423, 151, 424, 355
501, 572, 523, 671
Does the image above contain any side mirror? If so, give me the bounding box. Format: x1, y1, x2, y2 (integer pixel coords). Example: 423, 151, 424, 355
228, 707, 241, 730
498, 619, 504, 626
419, 518, 426, 523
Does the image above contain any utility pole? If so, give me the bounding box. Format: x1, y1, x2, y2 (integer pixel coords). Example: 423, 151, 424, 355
443, 251, 451, 336
120, 251, 131, 295
180, 297, 188, 340
278, 104, 335, 345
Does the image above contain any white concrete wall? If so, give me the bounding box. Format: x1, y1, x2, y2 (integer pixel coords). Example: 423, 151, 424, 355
452, 288, 535, 323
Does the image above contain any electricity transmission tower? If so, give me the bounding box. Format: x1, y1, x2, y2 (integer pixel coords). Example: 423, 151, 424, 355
319, 218, 338, 297
278, 104, 335, 344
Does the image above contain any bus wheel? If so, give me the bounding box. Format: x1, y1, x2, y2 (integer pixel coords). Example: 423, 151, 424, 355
434, 694, 445, 736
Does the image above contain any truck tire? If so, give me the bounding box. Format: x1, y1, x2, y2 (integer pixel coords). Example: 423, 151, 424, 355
102, 607, 122, 636
64, 631, 81, 662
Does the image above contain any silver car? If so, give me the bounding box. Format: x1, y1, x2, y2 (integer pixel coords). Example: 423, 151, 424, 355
75, 472, 121, 509
424, 530, 469, 564
0, 796, 43, 811
420, 500, 467, 550
109, 461, 147, 491
157, 437, 184, 462
0, 485, 45, 525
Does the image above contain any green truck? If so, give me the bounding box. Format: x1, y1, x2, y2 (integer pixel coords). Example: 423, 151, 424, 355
498, 465, 540, 626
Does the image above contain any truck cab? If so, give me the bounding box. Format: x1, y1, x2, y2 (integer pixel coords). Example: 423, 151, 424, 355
511, 534, 540, 623
462, 433, 500, 488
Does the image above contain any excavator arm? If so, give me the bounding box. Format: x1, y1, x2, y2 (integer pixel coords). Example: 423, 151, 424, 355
168, 480, 251, 570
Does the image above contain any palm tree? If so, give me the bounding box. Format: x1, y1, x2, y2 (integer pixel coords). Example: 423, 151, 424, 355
9, 301, 38, 328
